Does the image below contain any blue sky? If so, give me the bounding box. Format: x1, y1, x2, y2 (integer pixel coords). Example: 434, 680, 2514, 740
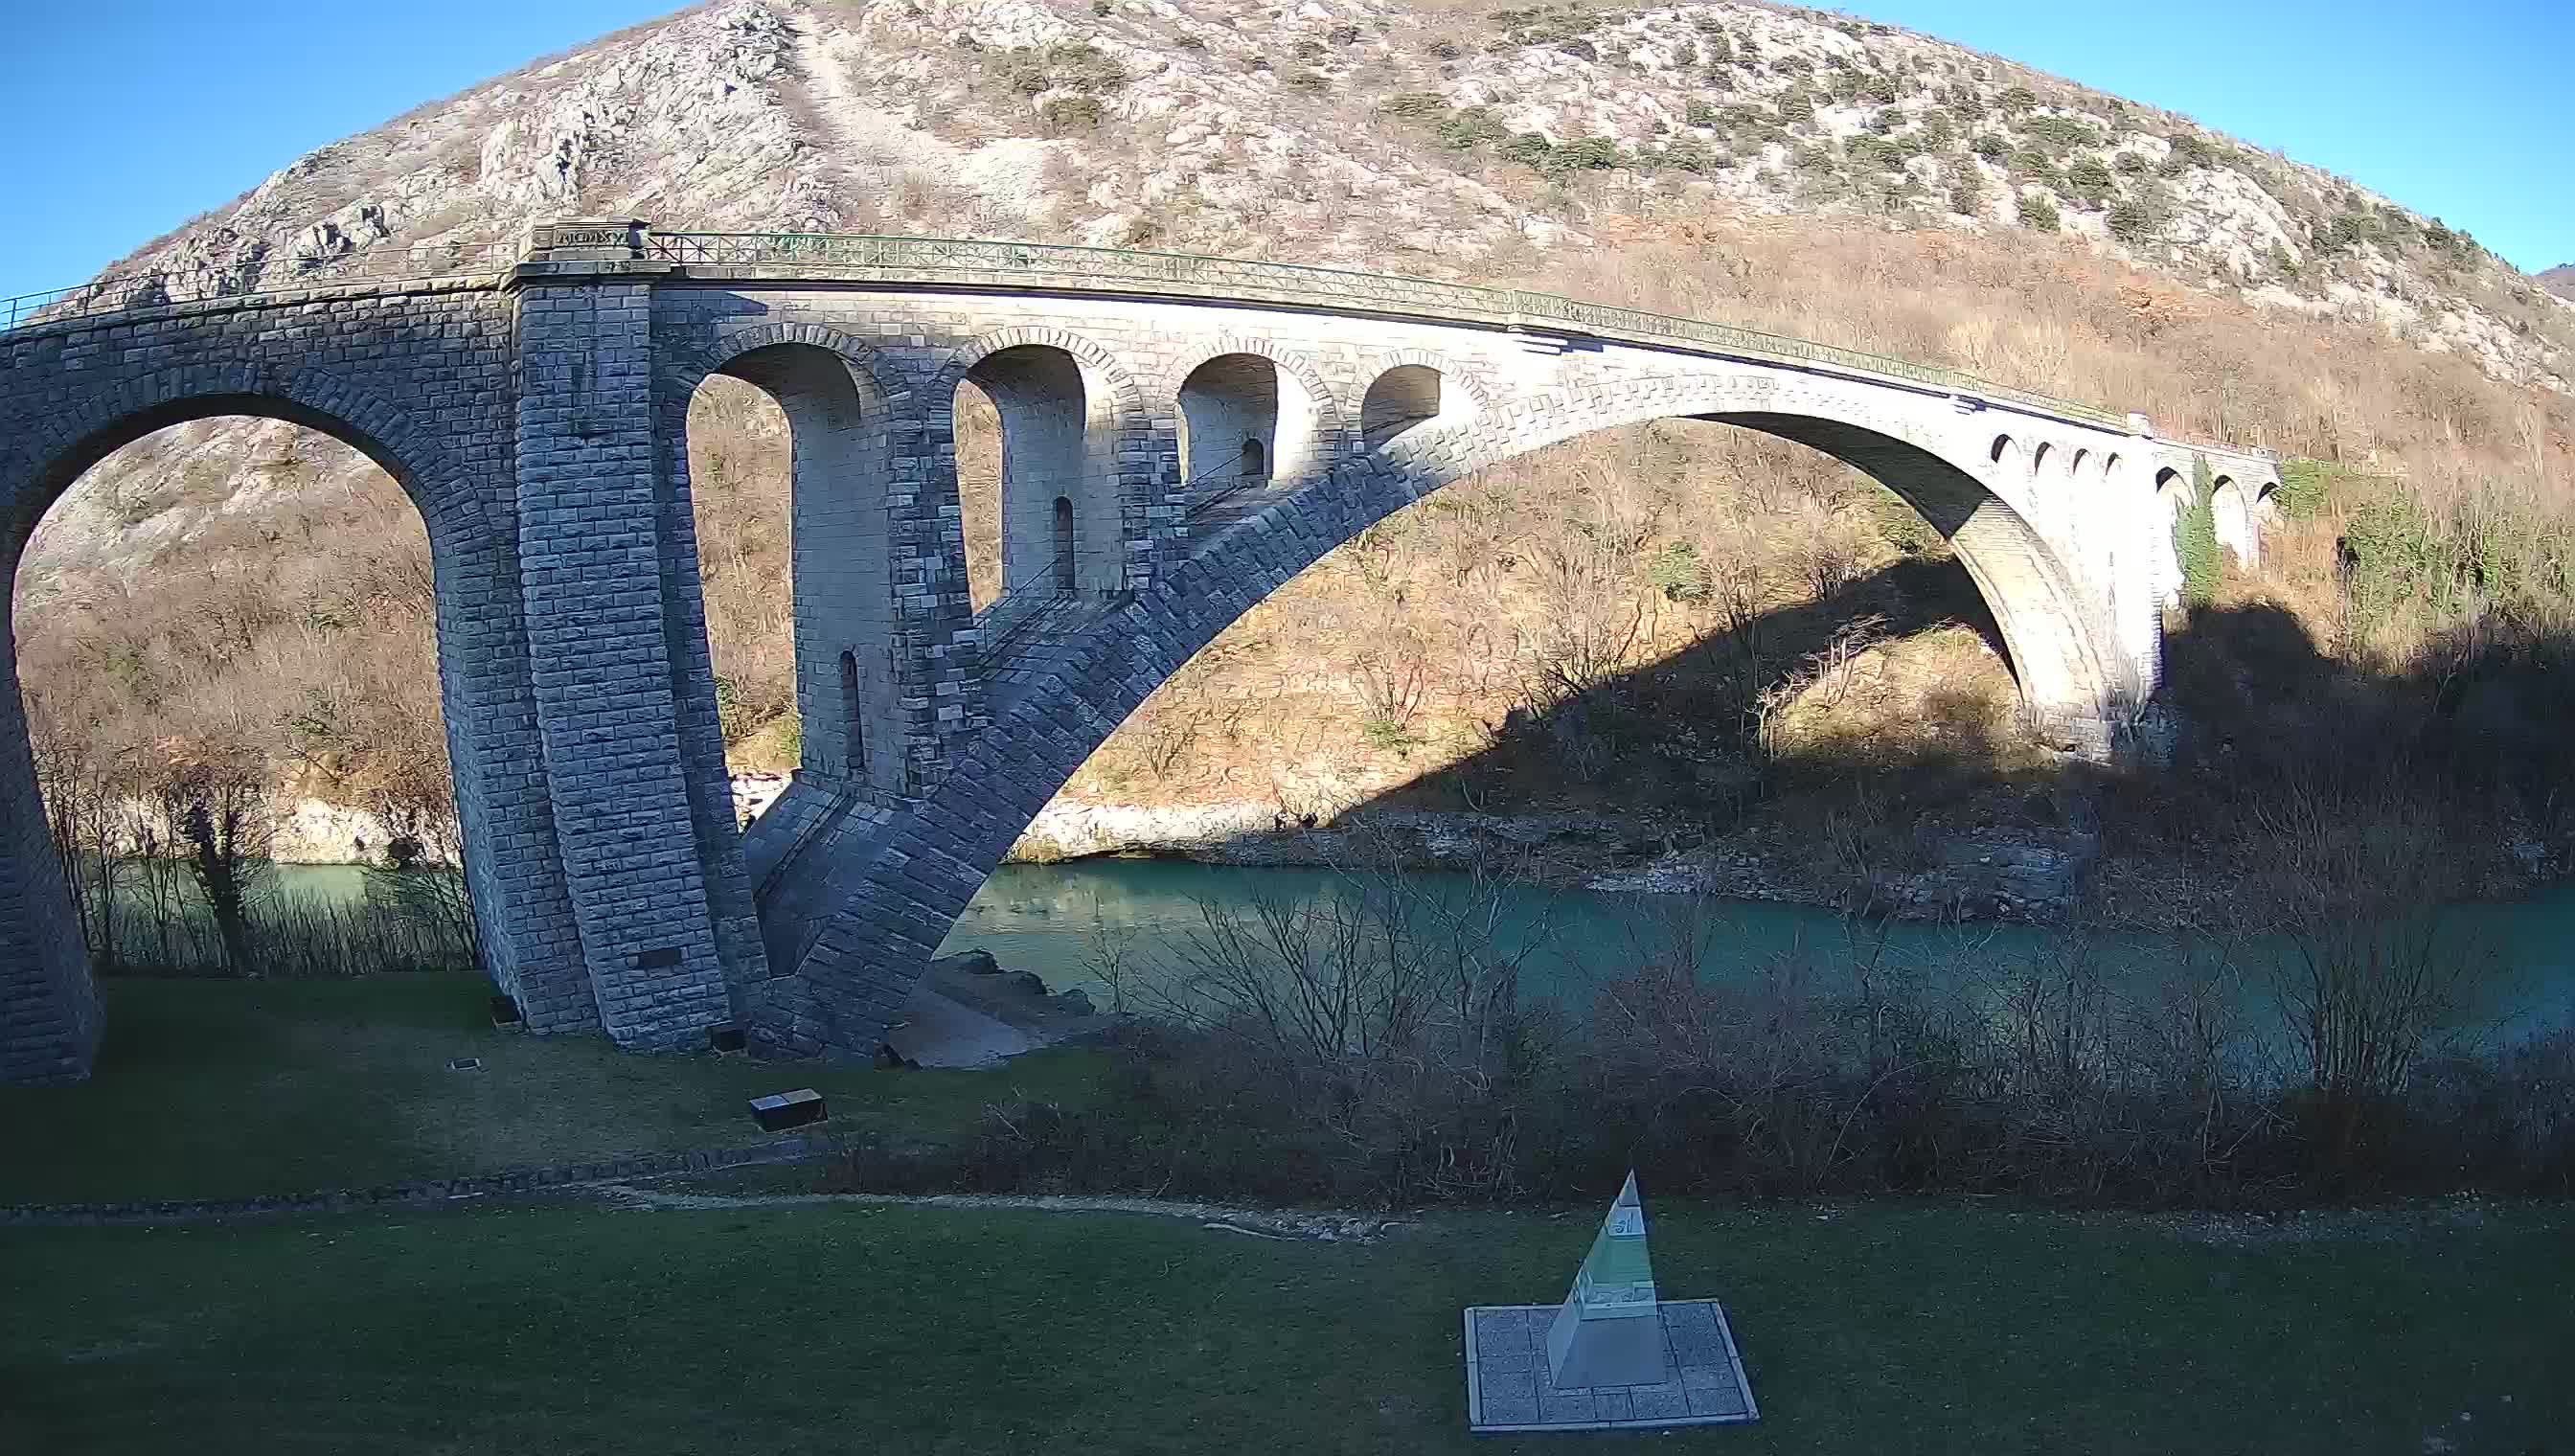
1, 0, 2564, 303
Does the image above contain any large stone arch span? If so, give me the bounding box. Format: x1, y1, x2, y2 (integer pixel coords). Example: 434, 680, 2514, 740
0, 365, 586, 1079
756, 368, 2127, 1058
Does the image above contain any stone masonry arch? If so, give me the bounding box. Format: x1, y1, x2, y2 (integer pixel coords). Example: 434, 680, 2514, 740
1359, 349, 1486, 445
1157, 335, 1349, 468
1, 230, 2288, 1081
758, 367, 2128, 1058
1, 363, 584, 1079
934, 326, 1154, 601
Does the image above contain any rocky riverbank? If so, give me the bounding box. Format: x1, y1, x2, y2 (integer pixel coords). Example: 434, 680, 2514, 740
991, 788, 2573, 928
998, 794, 2104, 924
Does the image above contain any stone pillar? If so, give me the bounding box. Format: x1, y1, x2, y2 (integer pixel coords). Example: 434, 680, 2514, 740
0, 617, 99, 1083
512, 258, 736, 1049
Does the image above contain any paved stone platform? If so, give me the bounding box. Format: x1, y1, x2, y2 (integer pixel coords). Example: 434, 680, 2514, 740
1463, 1300, 1758, 1433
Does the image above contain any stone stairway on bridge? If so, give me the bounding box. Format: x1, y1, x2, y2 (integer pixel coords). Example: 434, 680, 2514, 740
983, 593, 1131, 716
741, 777, 901, 978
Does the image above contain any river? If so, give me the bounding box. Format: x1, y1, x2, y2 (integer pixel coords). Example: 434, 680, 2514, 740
237, 858, 2575, 1044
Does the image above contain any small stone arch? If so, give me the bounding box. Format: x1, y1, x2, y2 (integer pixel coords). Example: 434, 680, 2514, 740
1167, 346, 1328, 497
2209, 474, 2254, 564
664, 334, 915, 796
1157, 336, 1347, 477
2103, 451, 2123, 481
2031, 441, 2055, 478
1989, 433, 2017, 471
2069, 446, 2089, 478
660, 322, 912, 417
932, 324, 1149, 426
938, 326, 1149, 603
1359, 351, 1483, 447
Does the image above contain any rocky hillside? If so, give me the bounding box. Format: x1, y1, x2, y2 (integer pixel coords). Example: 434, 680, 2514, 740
63, 0, 2571, 384
2545, 265, 2575, 304
17, 0, 2575, 918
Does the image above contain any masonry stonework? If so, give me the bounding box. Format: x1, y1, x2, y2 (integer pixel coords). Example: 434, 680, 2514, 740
0, 233, 2278, 1082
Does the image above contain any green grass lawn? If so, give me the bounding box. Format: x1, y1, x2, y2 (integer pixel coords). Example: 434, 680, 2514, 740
3, 1198, 2568, 1455
0, 974, 1107, 1204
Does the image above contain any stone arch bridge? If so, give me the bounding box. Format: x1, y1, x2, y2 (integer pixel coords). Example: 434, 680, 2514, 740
0, 220, 2278, 1081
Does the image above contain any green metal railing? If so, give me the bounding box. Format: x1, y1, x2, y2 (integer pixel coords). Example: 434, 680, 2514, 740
0, 241, 513, 333
5, 224, 2281, 461
645, 229, 2139, 430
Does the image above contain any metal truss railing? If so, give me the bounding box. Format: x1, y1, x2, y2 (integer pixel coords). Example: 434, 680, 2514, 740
1, 241, 514, 334
645, 229, 2139, 430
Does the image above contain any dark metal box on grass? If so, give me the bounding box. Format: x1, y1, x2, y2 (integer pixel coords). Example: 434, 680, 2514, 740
748, 1088, 826, 1131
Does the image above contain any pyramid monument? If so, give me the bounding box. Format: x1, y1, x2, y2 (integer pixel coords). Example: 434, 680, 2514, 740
1461, 1171, 1759, 1432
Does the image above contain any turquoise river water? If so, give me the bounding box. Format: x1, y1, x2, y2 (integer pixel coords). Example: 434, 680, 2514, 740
250, 858, 2575, 1042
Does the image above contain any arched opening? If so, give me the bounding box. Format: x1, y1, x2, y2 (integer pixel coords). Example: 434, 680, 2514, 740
2152, 466, 2192, 609
683, 343, 901, 791
1361, 364, 1456, 445
7, 399, 487, 1065
2209, 474, 2252, 564
2030, 441, 2054, 478
1178, 353, 1315, 491
1989, 433, 2016, 467
2069, 447, 2089, 479
842, 403, 2135, 994
1052, 495, 1077, 594
958, 344, 1121, 604
838, 650, 864, 774
2103, 451, 2123, 481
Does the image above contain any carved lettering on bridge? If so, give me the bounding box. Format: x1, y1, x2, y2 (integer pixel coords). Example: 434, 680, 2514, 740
554, 229, 627, 247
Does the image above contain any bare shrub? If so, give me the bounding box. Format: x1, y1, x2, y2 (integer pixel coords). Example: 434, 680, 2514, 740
1128, 849, 1569, 1203
2236, 775, 2482, 1182
160, 762, 275, 977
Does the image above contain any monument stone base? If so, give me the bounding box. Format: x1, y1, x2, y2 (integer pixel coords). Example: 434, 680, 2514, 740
1462, 1299, 1758, 1433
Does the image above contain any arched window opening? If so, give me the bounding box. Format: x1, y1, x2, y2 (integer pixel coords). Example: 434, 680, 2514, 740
1362, 364, 1448, 446
2069, 447, 2089, 478
952, 377, 1004, 611
1989, 433, 2015, 466
838, 649, 865, 777
1052, 496, 1077, 594
2031, 441, 2054, 477
1241, 437, 1266, 480
2209, 476, 2250, 564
